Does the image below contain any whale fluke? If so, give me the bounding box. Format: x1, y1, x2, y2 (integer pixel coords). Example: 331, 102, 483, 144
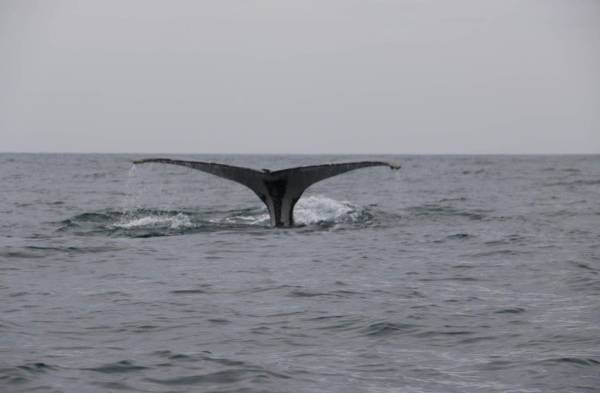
132, 158, 400, 227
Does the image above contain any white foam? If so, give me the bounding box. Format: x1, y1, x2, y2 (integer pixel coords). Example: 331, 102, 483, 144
210, 196, 361, 226
113, 213, 192, 229
120, 196, 363, 229
127, 164, 137, 177
210, 213, 270, 225
294, 195, 357, 225
208, 196, 359, 226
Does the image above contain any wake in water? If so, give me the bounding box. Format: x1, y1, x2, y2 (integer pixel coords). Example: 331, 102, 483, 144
58, 195, 377, 237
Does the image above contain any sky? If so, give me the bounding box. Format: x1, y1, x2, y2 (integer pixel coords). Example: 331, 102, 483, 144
1, 0, 599, 154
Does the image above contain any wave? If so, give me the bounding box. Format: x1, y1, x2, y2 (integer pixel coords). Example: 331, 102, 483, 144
0, 362, 56, 385
0, 244, 123, 259
82, 360, 148, 374
146, 368, 290, 386
361, 321, 420, 337
544, 179, 600, 187
57, 195, 378, 237
404, 203, 490, 221
537, 357, 600, 367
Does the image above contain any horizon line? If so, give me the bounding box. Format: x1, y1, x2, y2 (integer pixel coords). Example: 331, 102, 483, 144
0, 151, 598, 156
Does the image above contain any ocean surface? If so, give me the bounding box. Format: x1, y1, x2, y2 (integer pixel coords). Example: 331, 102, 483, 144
1, 154, 599, 393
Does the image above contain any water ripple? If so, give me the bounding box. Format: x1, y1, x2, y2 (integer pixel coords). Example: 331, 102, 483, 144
83, 360, 149, 374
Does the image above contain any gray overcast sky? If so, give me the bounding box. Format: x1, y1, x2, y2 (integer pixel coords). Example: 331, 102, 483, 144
1, 0, 599, 154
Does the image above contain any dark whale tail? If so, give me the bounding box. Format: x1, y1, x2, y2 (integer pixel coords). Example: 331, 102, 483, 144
132, 158, 400, 227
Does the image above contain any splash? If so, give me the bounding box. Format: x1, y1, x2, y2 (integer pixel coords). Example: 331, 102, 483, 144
294, 195, 358, 225
113, 213, 193, 229
59, 196, 374, 237
127, 164, 137, 177
209, 195, 370, 227
213, 213, 270, 226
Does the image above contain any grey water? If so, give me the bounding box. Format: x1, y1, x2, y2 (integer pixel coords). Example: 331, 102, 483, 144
1, 154, 599, 393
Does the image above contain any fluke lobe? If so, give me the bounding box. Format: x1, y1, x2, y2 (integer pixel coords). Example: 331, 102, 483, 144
132, 158, 400, 227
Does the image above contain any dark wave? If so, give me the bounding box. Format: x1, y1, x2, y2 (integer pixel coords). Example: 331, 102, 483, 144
0, 362, 56, 385
544, 179, 600, 187
537, 357, 600, 367
142, 351, 291, 386
483, 234, 530, 246
405, 203, 489, 221
463, 249, 530, 258
361, 321, 420, 337
16, 362, 55, 373
446, 233, 474, 239
83, 360, 148, 374
415, 329, 474, 338
0, 247, 48, 259
90, 381, 137, 390
569, 261, 598, 272
495, 307, 526, 314
145, 367, 290, 386
418, 276, 480, 282
0, 244, 124, 259
288, 289, 361, 298
25, 245, 122, 254
169, 289, 209, 295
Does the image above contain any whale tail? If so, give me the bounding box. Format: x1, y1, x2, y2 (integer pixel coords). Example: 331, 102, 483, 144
132, 158, 400, 227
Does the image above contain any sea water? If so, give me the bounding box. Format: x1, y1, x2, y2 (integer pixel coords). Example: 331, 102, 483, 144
1, 154, 599, 392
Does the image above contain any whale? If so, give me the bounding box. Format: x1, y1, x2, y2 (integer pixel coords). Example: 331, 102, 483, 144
132, 158, 400, 227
